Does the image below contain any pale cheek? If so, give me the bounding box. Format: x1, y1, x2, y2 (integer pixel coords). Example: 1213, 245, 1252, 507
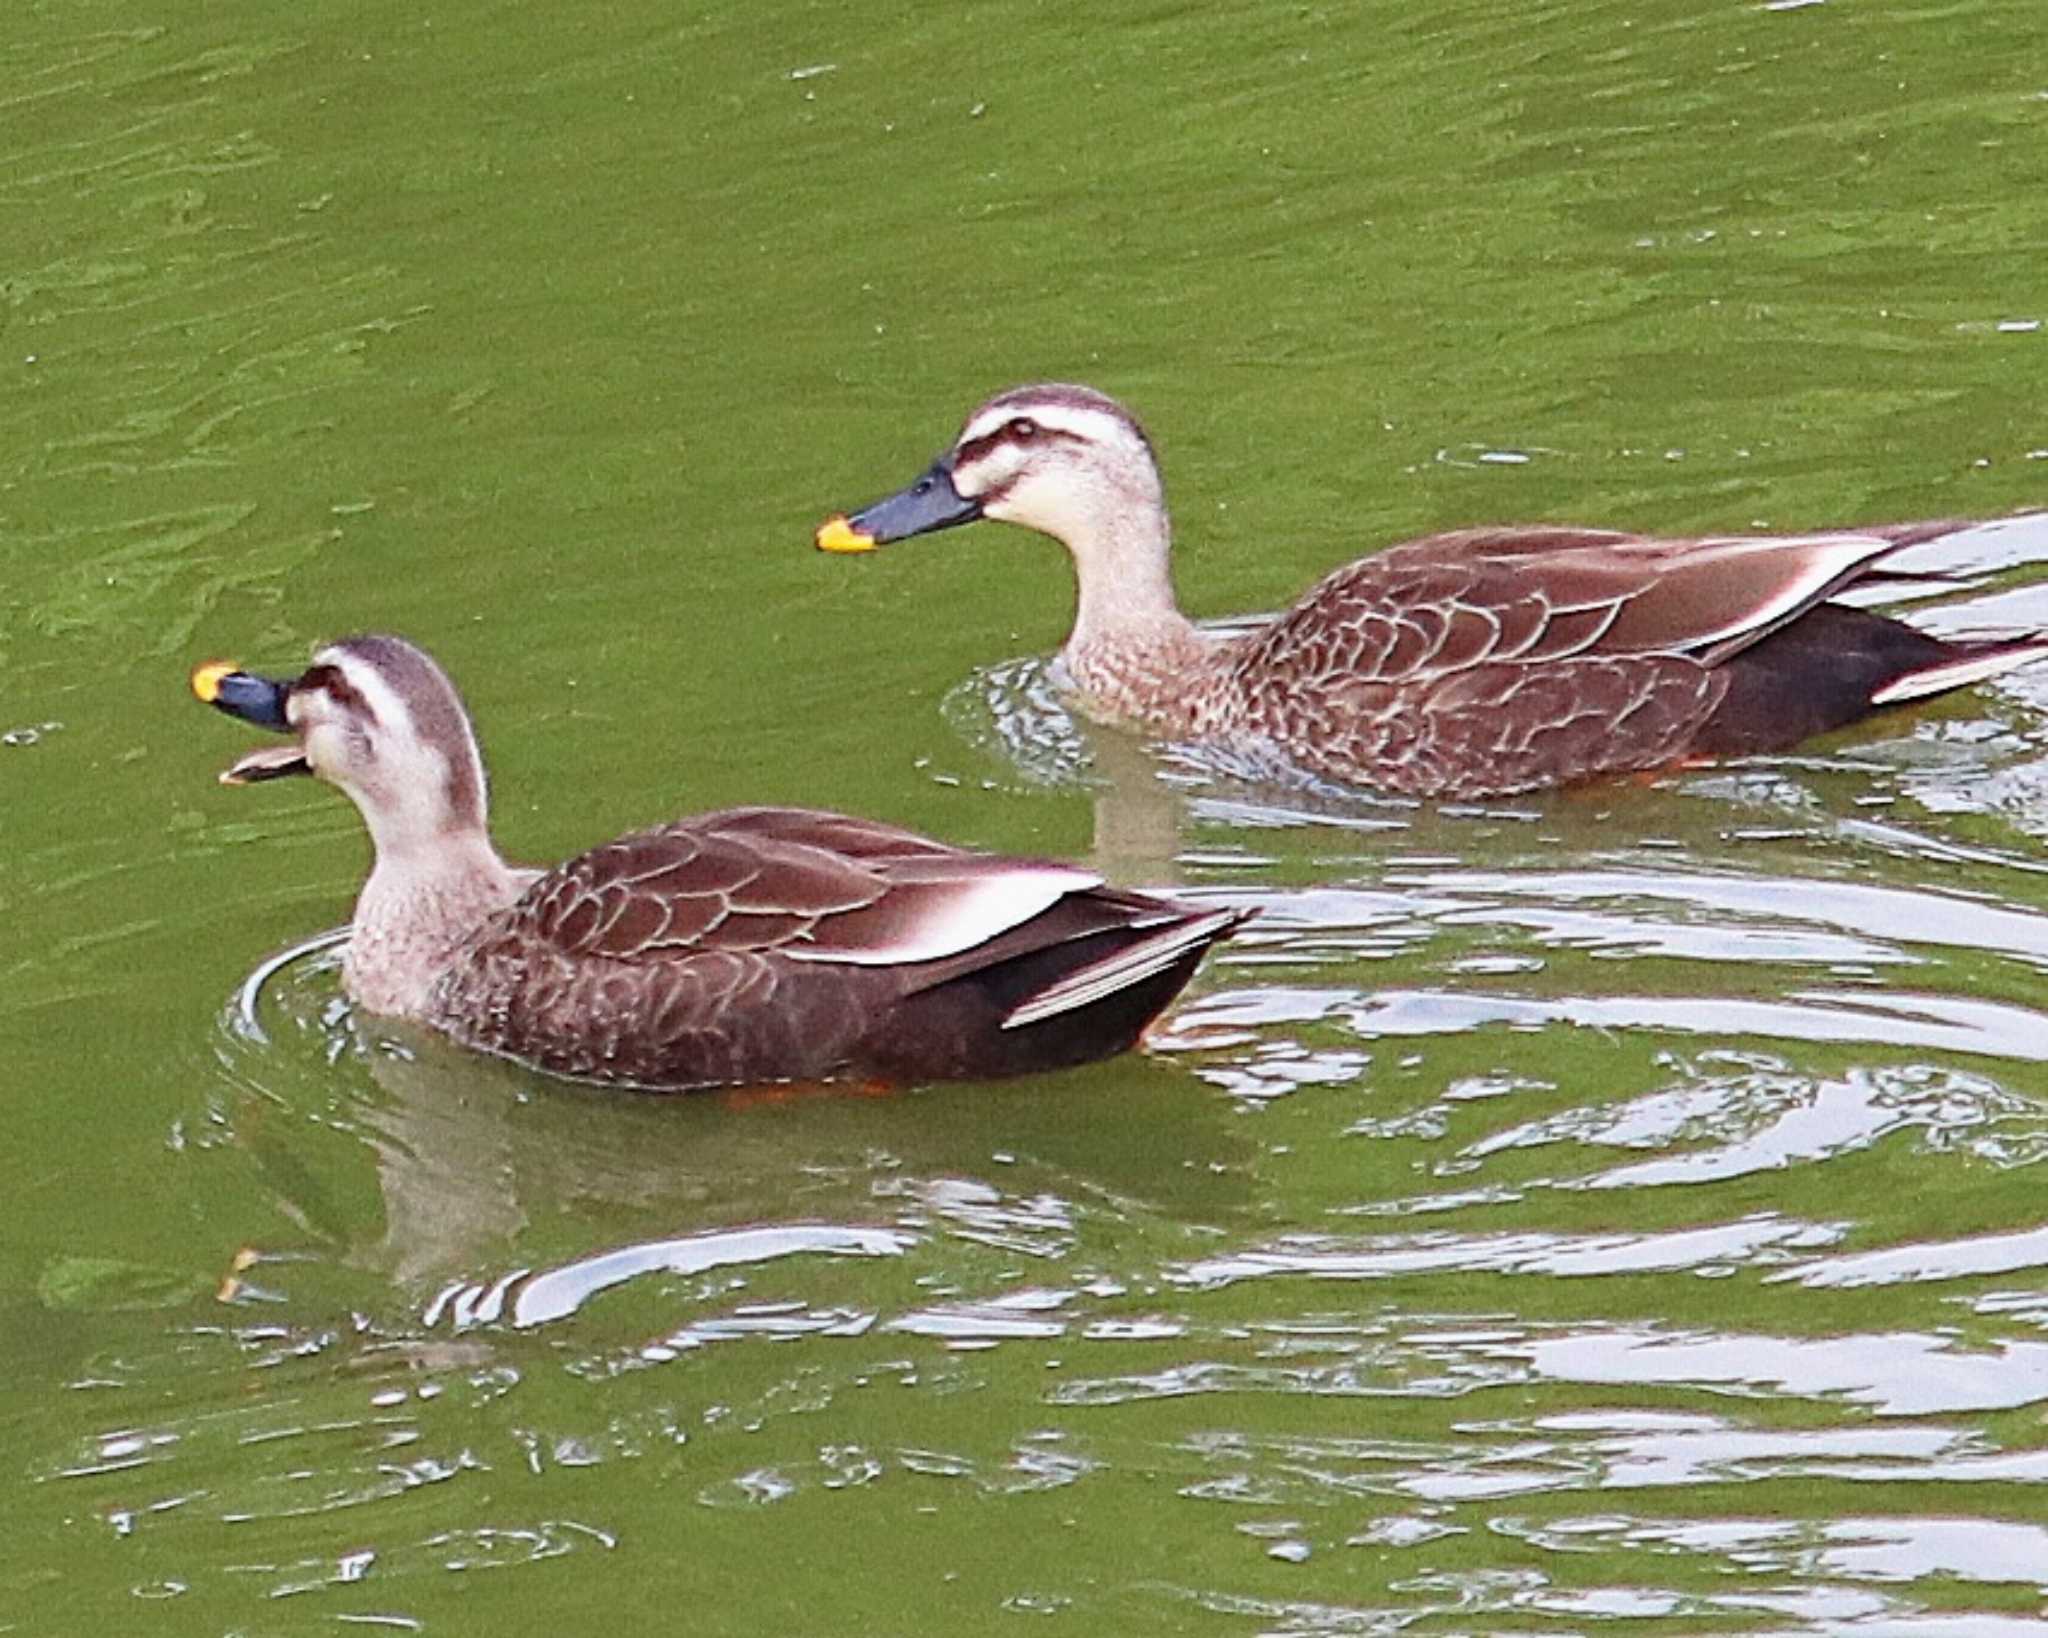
984, 471, 1051, 523
1012, 483, 1092, 539
303, 724, 360, 784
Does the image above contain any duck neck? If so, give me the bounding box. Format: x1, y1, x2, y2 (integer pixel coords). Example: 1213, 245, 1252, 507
1059, 506, 1213, 732
345, 826, 523, 1019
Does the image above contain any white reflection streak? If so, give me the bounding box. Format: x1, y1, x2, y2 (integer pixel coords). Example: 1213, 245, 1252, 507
1184, 984, 2048, 1062
1751, 1620, 2048, 1638
423, 1223, 912, 1330
1805, 1517, 2048, 1585
888, 1285, 1081, 1346
1649, 1512, 2048, 1590
1502, 1327, 2048, 1417
1477, 1064, 2020, 1191
1865, 512, 2048, 579
1522, 1414, 1968, 1490
1391, 867, 2048, 965
1776, 1223, 2048, 1289
1170, 1213, 1838, 1289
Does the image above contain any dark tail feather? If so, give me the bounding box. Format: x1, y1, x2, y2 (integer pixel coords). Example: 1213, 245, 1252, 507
1696, 603, 2047, 756
869, 902, 1250, 1081
1842, 519, 2000, 602
1871, 634, 2048, 706
1003, 907, 1252, 1029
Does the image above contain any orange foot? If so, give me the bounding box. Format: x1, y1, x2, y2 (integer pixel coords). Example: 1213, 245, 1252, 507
716, 1077, 899, 1110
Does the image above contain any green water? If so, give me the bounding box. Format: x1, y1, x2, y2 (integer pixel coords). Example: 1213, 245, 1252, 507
11, 0, 2048, 1630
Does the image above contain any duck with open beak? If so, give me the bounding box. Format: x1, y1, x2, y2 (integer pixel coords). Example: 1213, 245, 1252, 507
187, 634, 1250, 1089
189, 659, 310, 782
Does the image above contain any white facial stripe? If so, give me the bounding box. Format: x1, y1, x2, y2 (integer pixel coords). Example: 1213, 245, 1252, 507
299, 640, 490, 837
318, 647, 416, 736
943, 385, 1167, 549
958, 400, 1137, 453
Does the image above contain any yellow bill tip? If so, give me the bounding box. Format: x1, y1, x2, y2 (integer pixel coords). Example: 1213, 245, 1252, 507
814, 514, 876, 555
190, 659, 240, 704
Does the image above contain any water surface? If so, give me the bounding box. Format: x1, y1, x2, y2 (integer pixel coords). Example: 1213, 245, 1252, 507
10, 0, 2048, 1631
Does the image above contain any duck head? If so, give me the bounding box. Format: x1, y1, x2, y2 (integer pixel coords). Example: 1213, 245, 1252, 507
816, 383, 1168, 559
192, 634, 490, 855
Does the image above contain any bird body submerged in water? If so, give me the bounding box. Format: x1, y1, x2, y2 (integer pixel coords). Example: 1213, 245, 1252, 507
192, 636, 1246, 1092
817, 383, 2048, 798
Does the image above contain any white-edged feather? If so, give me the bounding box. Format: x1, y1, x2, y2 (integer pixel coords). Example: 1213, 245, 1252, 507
1001, 907, 1249, 1029
1870, 640, 2048, 705
781, 862, 1104, 967
1680, 535, 1897, 663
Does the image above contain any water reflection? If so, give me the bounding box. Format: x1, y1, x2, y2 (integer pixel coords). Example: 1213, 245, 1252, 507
1190, 983, 2048, 1061
1169, 856, 2048, 1113
1780, 1222, 2048, 1289
1494, 1326, 2048, 1419
427, 1223, 910, 1331
206, 935, 1255, 1321
144, 669, 2048, 1636
24, 0, 2048, 1623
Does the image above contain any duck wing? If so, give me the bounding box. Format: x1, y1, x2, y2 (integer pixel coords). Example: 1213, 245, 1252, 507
495, 807, 1104, 968
1248, 527, 1938, 686
1231, 523, 2008, 797
432, 807, 1246, 1090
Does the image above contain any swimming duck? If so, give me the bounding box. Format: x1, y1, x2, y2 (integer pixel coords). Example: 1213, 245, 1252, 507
816, 383, 2048, 798
191, 635, 1248, 1091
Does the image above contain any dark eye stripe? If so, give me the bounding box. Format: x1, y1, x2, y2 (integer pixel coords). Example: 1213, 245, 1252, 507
317, 635, 489, 834
956, 420, 1082, 468
297, 663, 379, 728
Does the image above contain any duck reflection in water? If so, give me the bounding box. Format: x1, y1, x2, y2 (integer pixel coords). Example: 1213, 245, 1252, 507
215, 953, 1256, 1316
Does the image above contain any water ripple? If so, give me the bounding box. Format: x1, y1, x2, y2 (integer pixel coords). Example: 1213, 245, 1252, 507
425, 1223, 912, 1331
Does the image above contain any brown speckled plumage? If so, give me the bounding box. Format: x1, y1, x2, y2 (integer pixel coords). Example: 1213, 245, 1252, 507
824, 385, 2048, 798
434, 806, 1242, 1087
198, 636, 1247, 1092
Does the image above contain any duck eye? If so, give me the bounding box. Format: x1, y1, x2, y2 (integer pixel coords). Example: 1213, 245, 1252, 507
298, 664, 375, 724
1007, 417, 1039, 442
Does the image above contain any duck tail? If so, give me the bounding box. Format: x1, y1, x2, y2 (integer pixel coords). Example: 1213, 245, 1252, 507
1869, 633, 2048, 706
1000, 906, 1252, 1031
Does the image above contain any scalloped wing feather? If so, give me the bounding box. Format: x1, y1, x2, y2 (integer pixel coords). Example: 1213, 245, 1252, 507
1272, 656, 1727, 798
702, 804, 964, 861
1228, 527, 1970, 772
503, 817, 886, 963
480, 810, 1105, 972
425, 829, 1235, 1090
1243, 528, 1920, 698
1598, 534, 1898, 660
432, 939, 877, 1089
